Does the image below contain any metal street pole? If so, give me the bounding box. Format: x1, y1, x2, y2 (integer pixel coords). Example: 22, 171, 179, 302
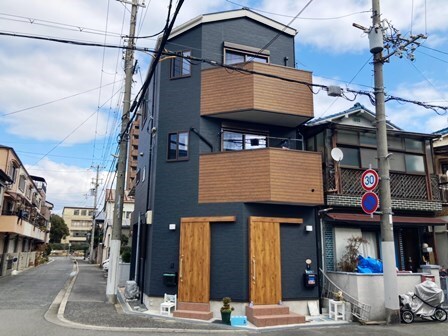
106, 0, 139, 303
371, 0, 400, 324
89, 165, 100, 263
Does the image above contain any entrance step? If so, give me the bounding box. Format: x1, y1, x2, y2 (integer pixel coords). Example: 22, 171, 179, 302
246, 305, 306, 327
173, 302, 213, 320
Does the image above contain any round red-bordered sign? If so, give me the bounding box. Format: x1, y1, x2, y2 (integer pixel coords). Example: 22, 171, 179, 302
361, 169, 379, 191
361, 192, 379, 214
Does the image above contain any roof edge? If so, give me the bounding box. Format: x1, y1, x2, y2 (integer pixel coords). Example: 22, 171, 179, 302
169, 8, 297, 40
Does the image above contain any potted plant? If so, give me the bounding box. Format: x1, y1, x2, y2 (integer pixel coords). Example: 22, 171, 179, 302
220, 297, 234, 325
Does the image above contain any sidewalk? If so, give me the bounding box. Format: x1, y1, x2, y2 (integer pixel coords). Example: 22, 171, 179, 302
58, 259, 350, 332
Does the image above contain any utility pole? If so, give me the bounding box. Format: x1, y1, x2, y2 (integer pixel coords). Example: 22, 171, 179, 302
89, 165, 100, 263
371, 0, 400, 324
354, 0, 426, 324
106, 0, 140, 303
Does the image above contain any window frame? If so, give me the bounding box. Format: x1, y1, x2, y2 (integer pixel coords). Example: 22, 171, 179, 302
167, 131, 189, 161
221, 128, 269, 152
223, 42, 270, 65
170, 50, 192, 79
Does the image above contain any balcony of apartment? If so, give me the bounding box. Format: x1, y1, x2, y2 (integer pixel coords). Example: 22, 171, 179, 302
199, 148, 323, 205
0, 213, 47, 241
326, 167, 441, 211
200, 62, 314, 127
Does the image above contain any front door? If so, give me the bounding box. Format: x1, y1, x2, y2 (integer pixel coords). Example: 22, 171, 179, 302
249, 216, 303, 304
249, 217, 282, 304
177, 216, 236, 303
178, 220, 210, 302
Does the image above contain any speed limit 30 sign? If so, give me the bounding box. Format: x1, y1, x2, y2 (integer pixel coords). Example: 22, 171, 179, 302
361, 169, 379, 191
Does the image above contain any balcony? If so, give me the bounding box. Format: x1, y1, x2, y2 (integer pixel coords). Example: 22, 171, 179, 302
0, 215, 47, 241
325, 168, 442, 211
199, 148, 323, 205
200, 62, 314, 127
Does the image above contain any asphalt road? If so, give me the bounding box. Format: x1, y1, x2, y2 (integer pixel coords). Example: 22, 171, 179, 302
0, 257, 447, 336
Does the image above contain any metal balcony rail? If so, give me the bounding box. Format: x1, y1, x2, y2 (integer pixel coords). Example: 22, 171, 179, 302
320, 268, 371, 321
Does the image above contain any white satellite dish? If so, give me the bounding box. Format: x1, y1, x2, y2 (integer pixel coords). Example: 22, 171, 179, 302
331, 147, 344, 162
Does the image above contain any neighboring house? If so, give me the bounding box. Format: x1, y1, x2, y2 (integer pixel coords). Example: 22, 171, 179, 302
132, 9, 323, 326
305, 103, 446, 273
101, 189, 133, 263
432, 127, 448, 269
0, 145, 52, 276
61, 206, 95, 245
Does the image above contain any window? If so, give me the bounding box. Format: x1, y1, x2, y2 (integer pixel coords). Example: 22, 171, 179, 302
360, 148, 378, 169
405, 138, 423, 153
224, 49, 269, 64
18, 175, 26, 192
81, 210, 87, 216
222, 130, 267, 151
405, 154, 425, 173
340, 147, 360, 167
88, 210, 94, 217
337, 130, 358, 145
167, 131, 189, 161
171, 50, 191, 78
8, 163, 18, 183
360, 133, 377, 146
74, 209, 79, 215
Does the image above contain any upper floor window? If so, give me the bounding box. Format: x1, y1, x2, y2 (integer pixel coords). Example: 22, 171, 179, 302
222, 130, 267, 151
74, 209, 80, 215
223, 42, 269, 65
225, 50, 269, 64
168, 131, 189, 161
81, 209, 87, 216
18, 175, 26, 192
8, 163, 19, 183
171, 50, 191, 78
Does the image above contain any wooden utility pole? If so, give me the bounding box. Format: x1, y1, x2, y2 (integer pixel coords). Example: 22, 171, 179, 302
106, 0, 140, 303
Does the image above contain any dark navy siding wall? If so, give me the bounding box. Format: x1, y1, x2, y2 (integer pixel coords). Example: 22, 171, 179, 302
135, 15, 316, 301
200, 18, 295, 68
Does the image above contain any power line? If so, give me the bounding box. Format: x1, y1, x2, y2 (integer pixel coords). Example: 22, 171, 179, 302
0, 12, 123, 37
224, 0, 370, 20
1, 81, 120, 117
2, 28, 447, 117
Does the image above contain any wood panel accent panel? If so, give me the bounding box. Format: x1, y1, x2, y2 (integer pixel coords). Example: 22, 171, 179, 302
201, 62, 314, 119
181, 216, 236, 223
178, 220, 210, 303
249, 217, 281, 304
199, 148, 324, 205
249, 217, 303, 224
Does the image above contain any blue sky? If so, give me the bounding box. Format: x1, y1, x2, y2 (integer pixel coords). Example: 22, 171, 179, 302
0, 0, 447, 212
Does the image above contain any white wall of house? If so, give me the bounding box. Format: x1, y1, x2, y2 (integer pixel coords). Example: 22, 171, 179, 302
328, 271, 440, 321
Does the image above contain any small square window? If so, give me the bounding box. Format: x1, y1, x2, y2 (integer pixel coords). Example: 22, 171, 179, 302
171, 51, 191, 78
167, 131, 189, 161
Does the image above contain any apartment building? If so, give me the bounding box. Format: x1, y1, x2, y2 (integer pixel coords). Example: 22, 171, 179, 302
61, 206, 94, 244
0, 145, 52, 276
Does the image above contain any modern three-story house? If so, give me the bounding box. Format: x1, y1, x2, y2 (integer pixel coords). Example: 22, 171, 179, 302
132, 9, 324, 326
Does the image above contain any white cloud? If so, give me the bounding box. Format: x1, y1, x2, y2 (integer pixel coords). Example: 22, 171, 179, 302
25, 158, 112, 213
